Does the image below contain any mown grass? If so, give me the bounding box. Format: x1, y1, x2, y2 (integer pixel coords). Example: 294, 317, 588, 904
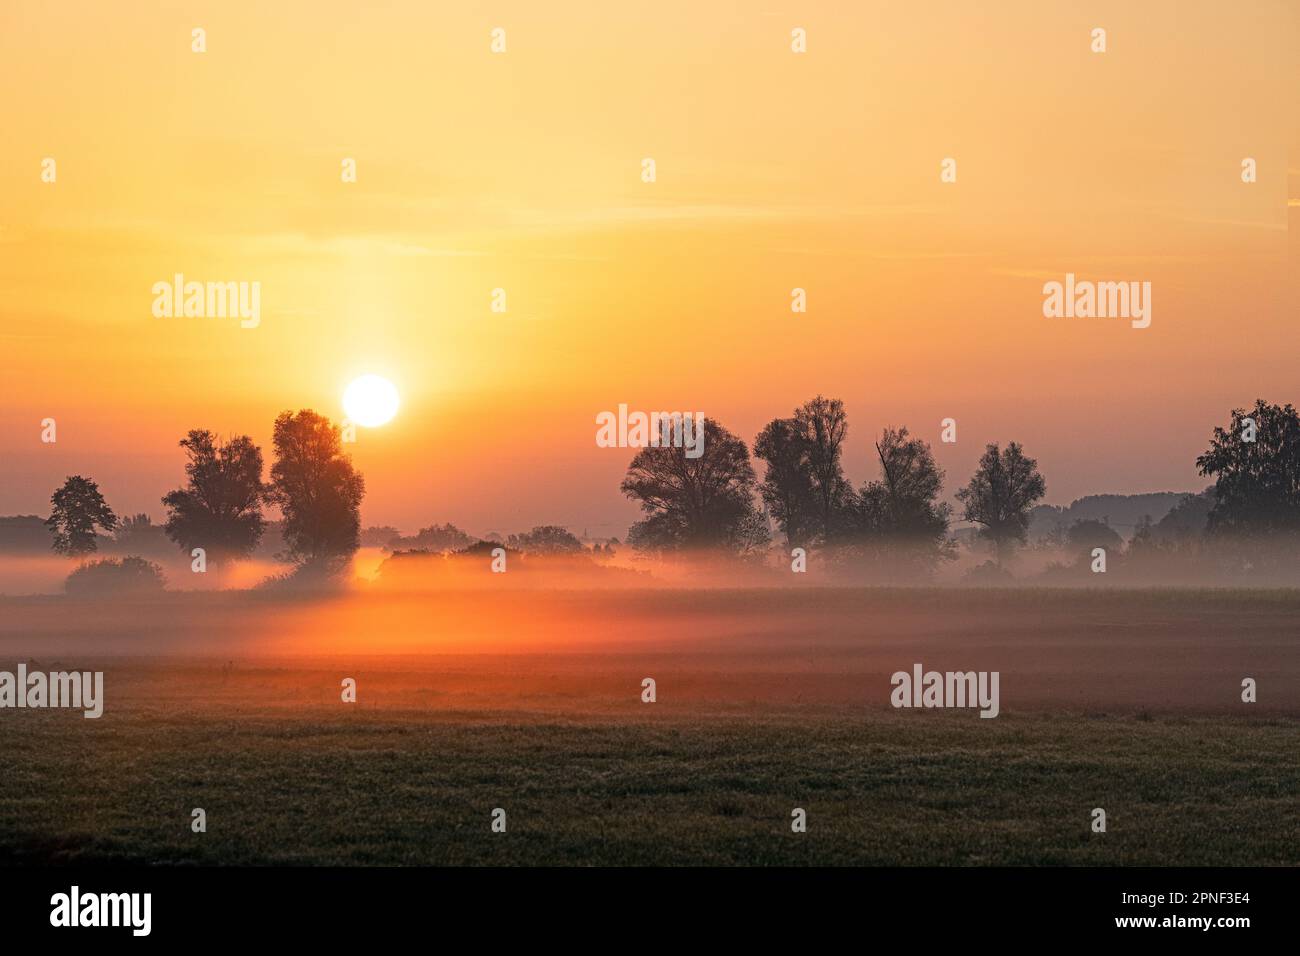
3, 586, 1297, 866
2, 705, 1296, 866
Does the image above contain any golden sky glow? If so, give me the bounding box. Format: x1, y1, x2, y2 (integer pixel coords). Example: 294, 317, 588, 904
1, 1, 1296, 534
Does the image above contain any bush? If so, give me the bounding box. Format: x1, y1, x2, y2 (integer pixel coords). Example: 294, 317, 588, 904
961, 560, 1015, 587
65, 557, 167, 596
255, 559, 347, 591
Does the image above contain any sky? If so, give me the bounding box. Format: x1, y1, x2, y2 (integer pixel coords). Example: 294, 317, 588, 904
1, 0, 1297, 537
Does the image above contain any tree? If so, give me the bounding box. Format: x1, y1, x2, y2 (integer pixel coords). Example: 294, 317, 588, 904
621, 417, 770, 555
1152, 490, 1213, 543
266, 410, 366, 569
1127, 492, 1214, 580
843, 427, 953, 569
115, 513, 155, 543
793, 396, 852, 539
46, 476, 117, 556
507, 525, 584, 555
1065, 519, 1122, 556
956, 442, 1046, 565
753, 417, 817, 549
753, 396, 852, 548
112, 513, 172, 558
161, 430, 267, 562
1196, 400, 1300, 538
390, 523, 474, 553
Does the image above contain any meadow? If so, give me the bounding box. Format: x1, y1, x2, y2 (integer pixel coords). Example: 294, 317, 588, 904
1, 587, 1297, 866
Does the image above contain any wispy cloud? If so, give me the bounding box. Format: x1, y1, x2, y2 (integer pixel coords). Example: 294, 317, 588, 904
240, 234, 491, 258
1178, 216, 1286, 232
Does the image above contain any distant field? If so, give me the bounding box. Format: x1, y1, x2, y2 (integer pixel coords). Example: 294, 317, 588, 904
1, 587, 1297, 865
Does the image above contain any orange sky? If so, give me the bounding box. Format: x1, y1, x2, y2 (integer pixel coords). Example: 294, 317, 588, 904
1, 1, 1297, 536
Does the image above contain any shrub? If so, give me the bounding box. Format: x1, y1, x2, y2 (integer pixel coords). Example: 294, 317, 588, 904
961, 560, 1015, 587
65, 556, 167, 596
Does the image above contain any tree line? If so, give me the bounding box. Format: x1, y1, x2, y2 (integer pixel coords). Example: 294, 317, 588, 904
619, 396, 1046, 570
41, 397, 1300, 583
45, 410, 365, 575
620, 397, 1300, 572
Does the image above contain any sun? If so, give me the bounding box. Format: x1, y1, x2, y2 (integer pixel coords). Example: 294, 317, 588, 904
343, 374, 400, 428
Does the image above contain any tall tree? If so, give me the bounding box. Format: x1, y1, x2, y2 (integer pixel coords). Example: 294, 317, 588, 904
792, 396, 852, 539
845, 427, 953, 568
753, 396, 852, 548
621, 417, 770, 555
1196, 400, 1300, 537
266, 410, 366, 568
46, 476, 117, 556
161, 430, 267, 562
753, 417, 818, 549
956, 442, 1046, 565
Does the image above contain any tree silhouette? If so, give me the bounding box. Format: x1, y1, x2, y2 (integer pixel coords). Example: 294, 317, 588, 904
621, 417, 770, 555
507, 525, 583, 555
266, 410, 365, 569
115, 513, 155, 541
753, 396, 852, 548
753, 417, 817, 549
1196, 400, 1300, 538
1151, 490, 1213, 543
161, 430, 267, 562
956, 442, 1046, 565
843, 426, 953, 569
111, 513, 172, 558
1066, 518, 1122, 557
391, 523, 474, 553
46, 475, 117, 556
795, 396, 853, 539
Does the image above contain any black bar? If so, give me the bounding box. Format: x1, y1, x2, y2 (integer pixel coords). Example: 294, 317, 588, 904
0, 866, 1280, 942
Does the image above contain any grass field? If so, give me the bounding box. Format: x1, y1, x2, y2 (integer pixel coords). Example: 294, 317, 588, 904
1, 587, 1298, 866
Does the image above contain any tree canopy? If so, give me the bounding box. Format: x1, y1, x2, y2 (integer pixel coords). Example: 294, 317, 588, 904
621, 417, 769, 555
753, 396, 852, 548
842, 427, 953, 569
46, 475, 117, 556
1196, 400, 1300, 538
161, 430, 267, 561
266, 410, 366, 569
507, 525, 584, 555
955, 442, 1046, 563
